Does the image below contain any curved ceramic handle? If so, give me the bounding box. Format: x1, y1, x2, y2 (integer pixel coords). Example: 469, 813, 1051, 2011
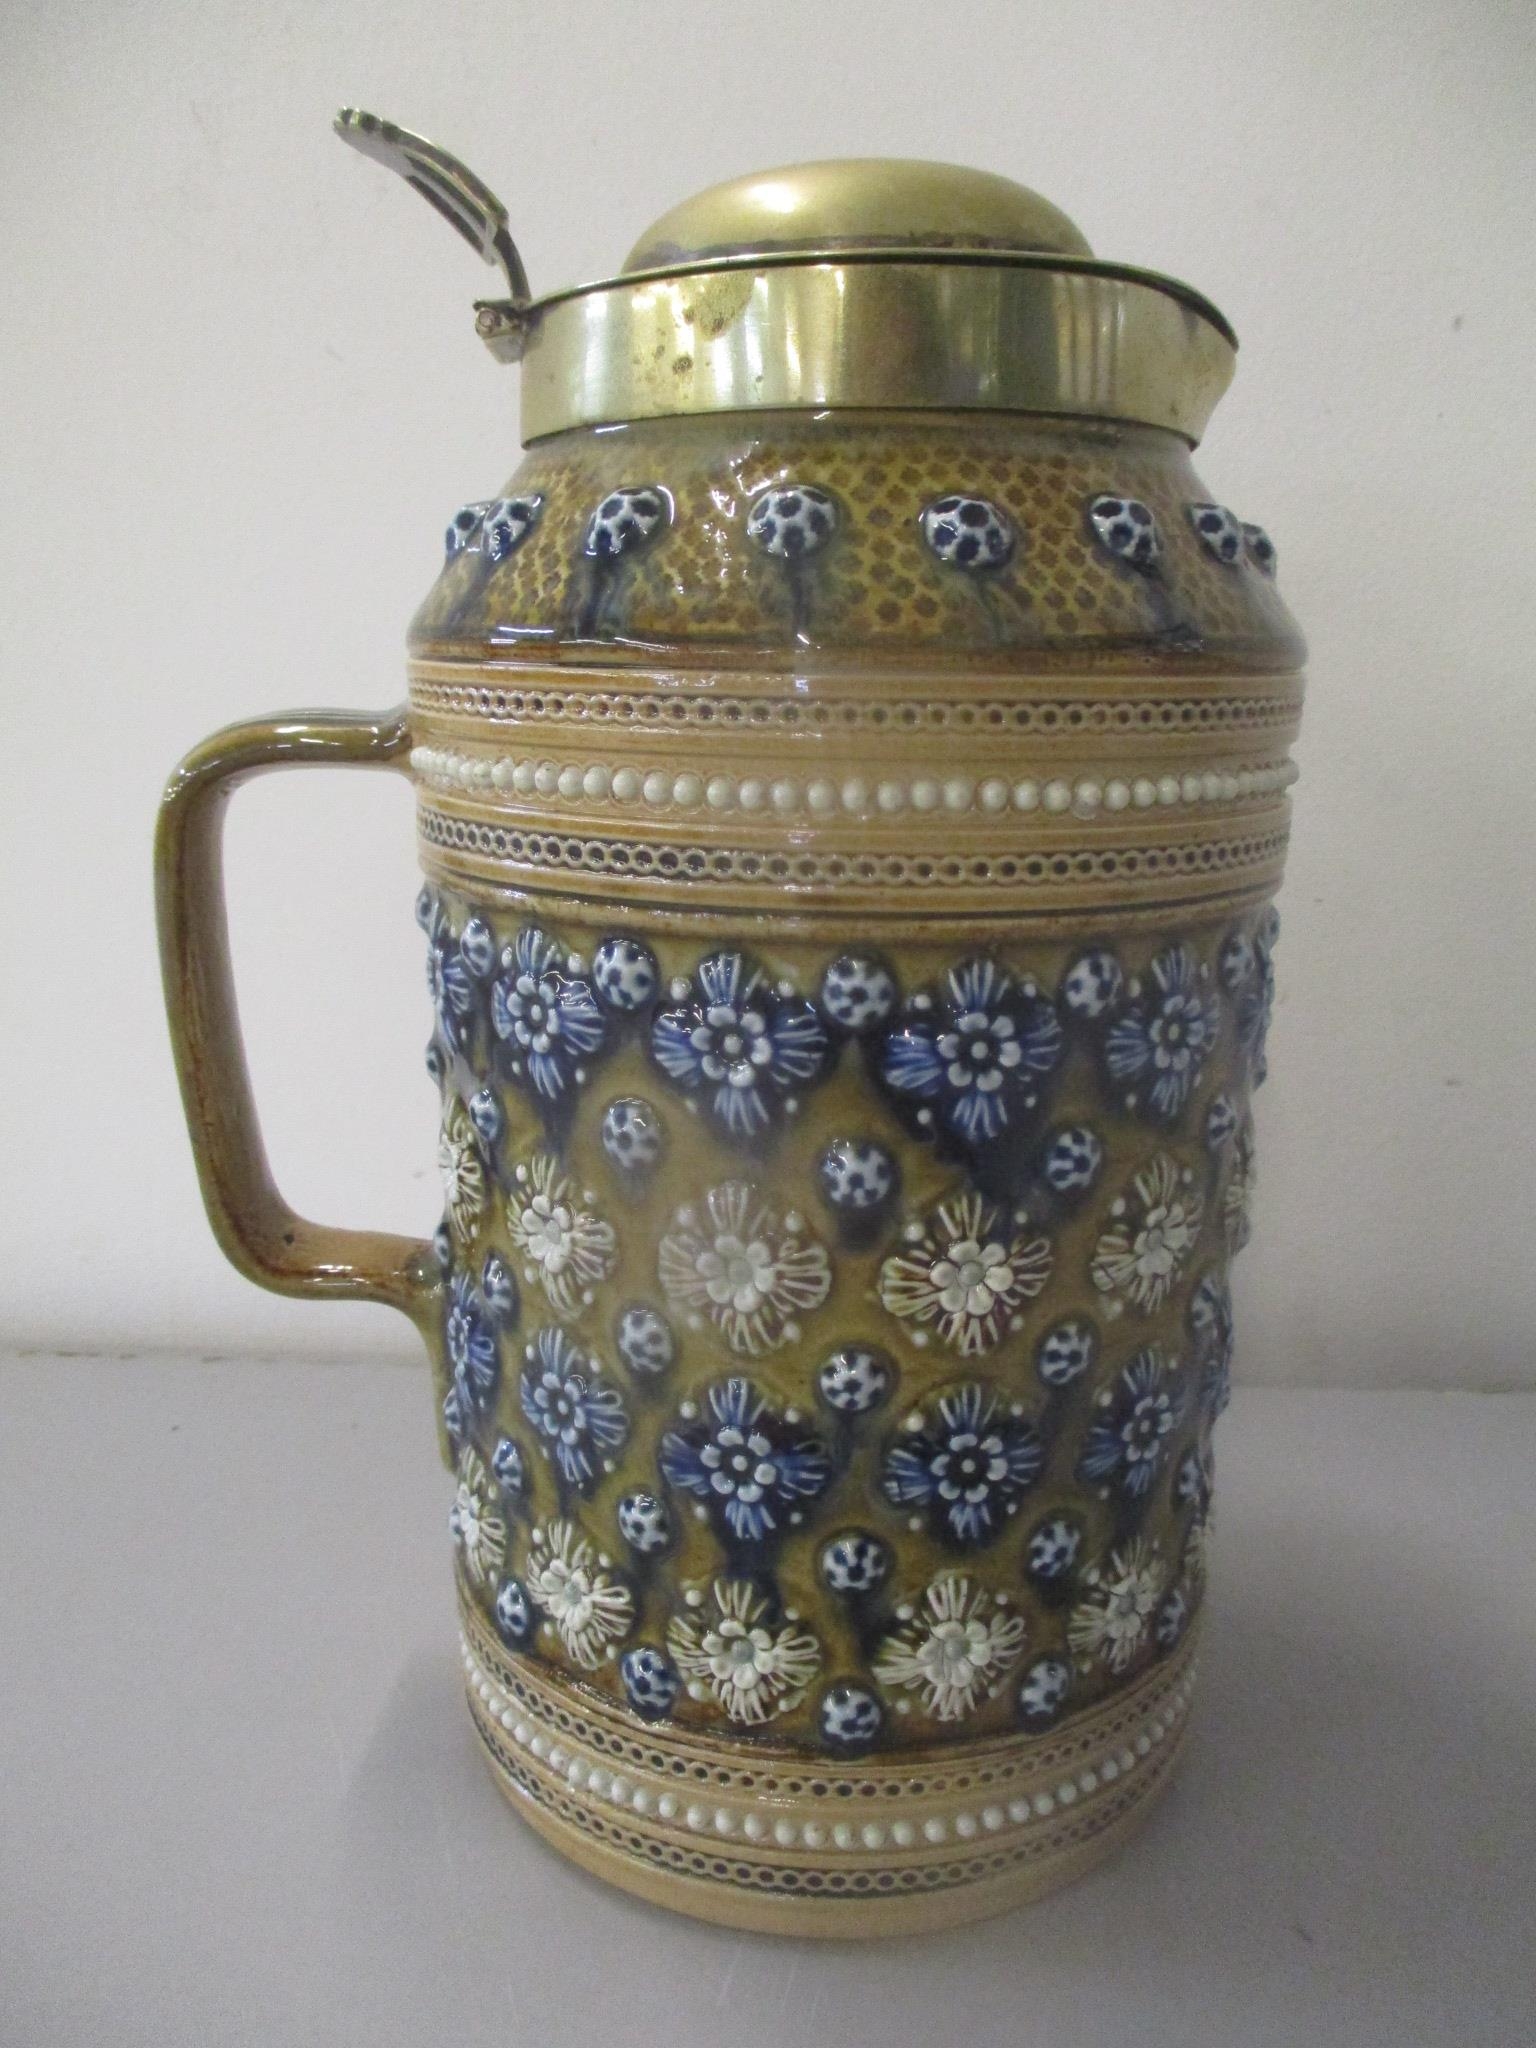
155, 705, 435, 1326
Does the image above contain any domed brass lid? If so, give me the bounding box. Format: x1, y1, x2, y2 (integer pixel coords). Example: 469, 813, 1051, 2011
337, 112, 1238, 446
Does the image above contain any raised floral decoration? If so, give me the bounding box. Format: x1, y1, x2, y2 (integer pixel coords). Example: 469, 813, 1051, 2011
882, 1384, 1043, 1545
1068, 1540, 1165, 1673
1091, 1154, 1204, 1317
524, 1518, 633, 1669
1104, 944, 1220, 1121
651, 951, 827, 1138
1078, 1348, 1186, 1498
667, 1580, 820, 1725
421, 891, 481, 1056
874, 1574, 1026, 1722
879, 1190, 1052, 1354
659, 1378, 831, 1543
518, 1325, 629, 1492
491, 927, 606, 1102
1224, 1117, 1256, 1252
444, 1271, 499, 1441
507, 1153, 617, 1317
658, 1183, 831, 1356
1189, 1273, 1235, 1423
437, 1097, 487, 1247
449, 1447, 506, 1589
878, 957, 1063, 1147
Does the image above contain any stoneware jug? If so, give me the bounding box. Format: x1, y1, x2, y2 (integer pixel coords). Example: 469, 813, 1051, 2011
156, 111, 1305, 1937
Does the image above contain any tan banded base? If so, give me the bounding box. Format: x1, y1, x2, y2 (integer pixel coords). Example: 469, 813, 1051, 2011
460, 1600, 1197, 1937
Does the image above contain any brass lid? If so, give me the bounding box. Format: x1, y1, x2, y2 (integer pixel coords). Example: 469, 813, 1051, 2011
337, 113, 1237, 445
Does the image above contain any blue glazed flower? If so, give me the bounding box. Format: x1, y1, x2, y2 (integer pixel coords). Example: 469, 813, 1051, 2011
816, 1345, 893, 1415
424, 907, 479, 1057
877, 957, 1063, 1147
491, 927, 607, 1102
620, 1644, 680, 1720
490, 1435, 526, 1497
445, 1272, 499, 1432
1189, 1272, 1234, 1422
518, 1325, 629, 1493
1105, 944, 1220, 1120
1036, 1318, 1098, 1388
1078, 1348, 1186, 1498
494, 1576, 536, 1648
658, 1377, 831, 1544
651, 951, 827, 1138
819, 1683, 883, 1751
1237, 947, 1277, 1084
882, 1383, 1044, 1546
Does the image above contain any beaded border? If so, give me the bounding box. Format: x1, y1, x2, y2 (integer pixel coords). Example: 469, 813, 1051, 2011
460, 1605, 1196, 1898
411, 742, 1298, 819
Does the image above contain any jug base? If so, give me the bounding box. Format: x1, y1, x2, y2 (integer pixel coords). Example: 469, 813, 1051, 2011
460, 1599, 1197, 1938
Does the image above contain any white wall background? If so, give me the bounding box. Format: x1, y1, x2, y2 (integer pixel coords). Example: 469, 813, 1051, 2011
3, 0, 1532, 1387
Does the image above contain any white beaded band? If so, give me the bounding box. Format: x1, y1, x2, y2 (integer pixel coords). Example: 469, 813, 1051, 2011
411, 744, 1299, 819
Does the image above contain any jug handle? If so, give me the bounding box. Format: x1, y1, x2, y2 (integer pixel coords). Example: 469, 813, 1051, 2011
155, 705, 436, 1328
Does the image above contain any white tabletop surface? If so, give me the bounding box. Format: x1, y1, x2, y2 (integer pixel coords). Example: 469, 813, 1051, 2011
2, 1357, 1531, 2047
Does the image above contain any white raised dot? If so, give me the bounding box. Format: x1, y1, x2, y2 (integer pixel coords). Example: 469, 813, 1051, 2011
1199, 771, 1221, 802
1132, 776, 1158, 808
891, 1820, 915, 1847
611, 767, 640, 802
832, 1822, 855, 1849
1157, 775, 1181, 806
657, 1793, 678, 1819
1043, 779, 1073, 813
582, 763, 611, 800
631, 1787, 652, 1814
512, 760, 537, 795
953, 1812, 978, 1840
456, 759, 476, 789
533, 762, 559, 797
1150, 1719, 1166, 1743
1033, 1791, 1055, 1817
943, 776, 973, 812
566, 1758, 584, 1787
492, 759, 516, 791
1105, 779, 1131, 811
1056, 1782, 1078, 1805
1119, 1749, 1136, 1772
1136, 1733, 1152, 1755
705, 774, 735, 810
801, 1822, 825, 1849
861, 1822, 886, 1850
1182, 773, 1203, 802
742, 1812, 765, 1841
738, 777, 766, 811
513, 1721, 530, 1746
499, 1707, 515, 1730
910, 778, 940, 812
770, 778, 800, 813
1220, 773, 1240, 801
876, 780, 905, 813
1079, 1769, 1099, 1795
1100, 1758, 1120, 1783
840, 776, 868, 811
643, 770, 671, 805
978, 777, 1010, 813
1074, 779, 1103, 814
774, 1818, 797, 1846
1007, 1798, 1031, 1824
685, 1803, 707, 1832
981, 1805, 1005, 1832
529, 1734, 548, 1759
1013, 779, 1040, 812
922, 1817, 948, 1844
547, 1745, 566, 1771
806, 778, 836, 813
556, 764, 583, 800
587, 1767, 610, 1796
714, 1809, 736, 1835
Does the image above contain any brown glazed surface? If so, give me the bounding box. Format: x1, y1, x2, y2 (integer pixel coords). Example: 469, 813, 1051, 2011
396, 407, 1303, 1927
